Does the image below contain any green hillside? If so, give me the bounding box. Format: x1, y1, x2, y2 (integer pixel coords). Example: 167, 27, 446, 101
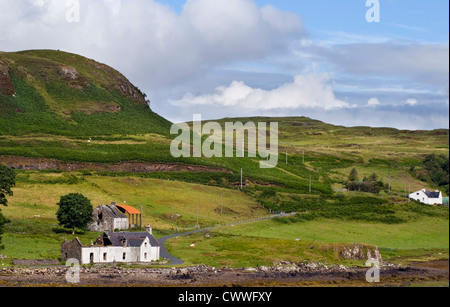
0, 50, 171, 136
0, 50, 448, 270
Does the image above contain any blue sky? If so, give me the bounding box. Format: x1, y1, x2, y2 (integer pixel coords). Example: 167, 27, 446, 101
162, 0, 449, 43
0, 0, 448, 129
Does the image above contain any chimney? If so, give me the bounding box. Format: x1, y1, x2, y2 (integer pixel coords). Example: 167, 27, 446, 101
145, 225, 152, 234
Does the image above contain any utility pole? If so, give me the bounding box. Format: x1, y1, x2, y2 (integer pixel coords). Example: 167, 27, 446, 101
286, 151, 288, 165
241, 168, 243, 190
140, 204, 143, 230
221, 193, 223, 215
388, 176, 391, 194
196, 204, 199, 229
309, 175, 312, 193
303, 151, 305, 164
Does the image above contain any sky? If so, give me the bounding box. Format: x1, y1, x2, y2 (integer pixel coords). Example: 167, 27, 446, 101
0, 0, 448, 130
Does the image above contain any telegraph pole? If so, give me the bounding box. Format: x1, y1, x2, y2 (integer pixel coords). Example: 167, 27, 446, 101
140, 204, 143, 230
196, 204, 199, 229
388, 176, 391, 194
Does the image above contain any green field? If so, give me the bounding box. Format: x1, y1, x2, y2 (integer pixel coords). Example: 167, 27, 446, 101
0, 50, 448, 269
165, 204, 448, 268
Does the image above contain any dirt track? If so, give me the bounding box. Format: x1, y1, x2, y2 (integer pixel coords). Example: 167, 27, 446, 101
1, 260, 448, 287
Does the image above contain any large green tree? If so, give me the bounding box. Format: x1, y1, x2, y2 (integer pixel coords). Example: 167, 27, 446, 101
0, 164, 16, 249
56, 193, 93, 234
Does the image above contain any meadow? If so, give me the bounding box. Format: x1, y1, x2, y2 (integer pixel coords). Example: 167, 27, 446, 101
165, 200, 449, 268
0, 50, 448, 269
1, 169, 448, 268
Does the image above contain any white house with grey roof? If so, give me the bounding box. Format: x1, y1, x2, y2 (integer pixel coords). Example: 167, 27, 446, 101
61, 226, 160, 264
409, 189, 443, 205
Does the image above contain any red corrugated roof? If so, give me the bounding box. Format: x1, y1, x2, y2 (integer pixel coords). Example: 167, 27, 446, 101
116, 204, 141, 215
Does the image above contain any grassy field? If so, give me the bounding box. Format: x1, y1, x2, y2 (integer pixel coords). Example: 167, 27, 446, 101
0, 50, 448, 269
165, 203, 449, 268
0, 171, 269, 265
4, 172, 266, 230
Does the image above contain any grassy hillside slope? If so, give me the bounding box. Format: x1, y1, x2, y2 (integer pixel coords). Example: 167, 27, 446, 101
0, 50, 448, 269
0, 50, 171, 136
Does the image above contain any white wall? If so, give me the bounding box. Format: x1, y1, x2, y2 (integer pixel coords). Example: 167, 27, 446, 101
113, 218, 129, 231
409, 190, 442, 205
80, 238, 159, 264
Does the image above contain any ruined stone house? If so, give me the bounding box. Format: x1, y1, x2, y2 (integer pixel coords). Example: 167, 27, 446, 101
88, 202, 142, 232
61, 226, 160, 264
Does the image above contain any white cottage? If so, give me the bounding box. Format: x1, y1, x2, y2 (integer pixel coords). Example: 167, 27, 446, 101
409, 189, 443, 205
61, 226, 160, 264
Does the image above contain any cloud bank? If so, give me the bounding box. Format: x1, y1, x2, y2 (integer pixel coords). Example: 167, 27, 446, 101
0, 0, 448, 130
172, 73, 349, 111
0, 0, 303, 89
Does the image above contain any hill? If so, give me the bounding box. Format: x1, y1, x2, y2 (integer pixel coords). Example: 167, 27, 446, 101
0, 50, 171, 136
0, 50, 448, 200
0, 50, 448, 272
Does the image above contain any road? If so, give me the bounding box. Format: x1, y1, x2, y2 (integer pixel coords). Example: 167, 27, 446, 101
157, 213, 295, 265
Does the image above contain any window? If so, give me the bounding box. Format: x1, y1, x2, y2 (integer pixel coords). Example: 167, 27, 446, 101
144, 253, 147, 260
144, 242, 147, 248
123, 252, 126, 260
103, 253, 107, 261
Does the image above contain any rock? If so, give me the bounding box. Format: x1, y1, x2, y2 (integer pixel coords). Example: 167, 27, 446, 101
59, 65, 79, 80
340, 244, 382, 262
259, 266, 269, 272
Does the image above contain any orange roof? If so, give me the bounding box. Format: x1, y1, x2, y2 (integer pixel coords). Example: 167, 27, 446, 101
116, 204, 141, 215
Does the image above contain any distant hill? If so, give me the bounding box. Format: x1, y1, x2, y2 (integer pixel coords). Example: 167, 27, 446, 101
0, 50, 448, 197
0, 50, 171, 136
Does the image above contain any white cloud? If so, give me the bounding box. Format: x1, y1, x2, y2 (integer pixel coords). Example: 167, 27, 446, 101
171, 73, 350, 111
368, 98, 381, 107
0, 0, 303, 89
406, 98, 418, 106
1, 0, 448, 130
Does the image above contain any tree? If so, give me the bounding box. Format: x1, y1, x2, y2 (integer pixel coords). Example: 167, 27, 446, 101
346, 168, 360, 191
0, 164, 16, 207
0, 164, 16, 249
368, 173, 379, 182
348, 168, 359, 182
56, 193, 93, 234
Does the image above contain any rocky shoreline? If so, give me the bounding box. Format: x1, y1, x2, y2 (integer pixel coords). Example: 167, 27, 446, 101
1, 260, 447, 287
